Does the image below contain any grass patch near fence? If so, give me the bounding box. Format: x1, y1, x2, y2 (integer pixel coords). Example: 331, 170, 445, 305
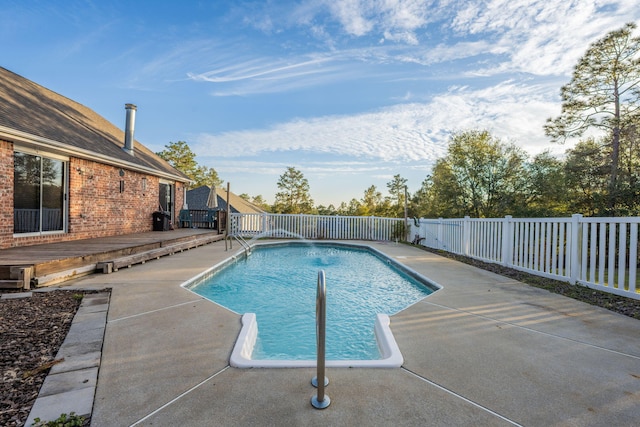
413, 244, 640, 320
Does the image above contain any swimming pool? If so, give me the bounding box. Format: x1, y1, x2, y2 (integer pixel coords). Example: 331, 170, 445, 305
185, 242, 439, 368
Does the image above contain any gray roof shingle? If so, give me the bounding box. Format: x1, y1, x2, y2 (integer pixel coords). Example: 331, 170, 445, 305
186, 186, 264, 214
0, 66, 189, 181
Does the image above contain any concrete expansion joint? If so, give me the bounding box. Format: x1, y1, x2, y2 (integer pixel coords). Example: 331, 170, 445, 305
129, 365, 231, 426
423, 301, 640, 360
400, 367, 523, 427
108, 297, 206, 323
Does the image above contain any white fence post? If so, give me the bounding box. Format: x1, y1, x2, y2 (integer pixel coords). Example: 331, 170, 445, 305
437, 218, 444, 250
569, 213, 582, 285
502, 215, 513, 267
463, 216, 470, 256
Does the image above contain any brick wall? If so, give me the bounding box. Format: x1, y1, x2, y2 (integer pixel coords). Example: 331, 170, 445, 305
66, 158, 161, 239
0, 144, 187, 249
0, 140, 14, 249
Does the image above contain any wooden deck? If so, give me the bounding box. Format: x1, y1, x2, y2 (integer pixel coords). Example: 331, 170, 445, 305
0, 229, 225, 288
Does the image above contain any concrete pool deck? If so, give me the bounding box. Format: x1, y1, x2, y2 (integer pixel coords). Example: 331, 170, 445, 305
42, 240, 640, 426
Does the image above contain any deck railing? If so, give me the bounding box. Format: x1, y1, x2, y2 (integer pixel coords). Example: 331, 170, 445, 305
411, 215, 640, 301
230, 213, 404, 242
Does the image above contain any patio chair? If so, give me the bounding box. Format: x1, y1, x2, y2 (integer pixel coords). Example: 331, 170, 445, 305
206, 209, 218, 229
178, 209, 193, 228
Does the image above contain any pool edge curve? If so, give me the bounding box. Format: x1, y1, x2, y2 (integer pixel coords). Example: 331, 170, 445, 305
230, 312, 404, 368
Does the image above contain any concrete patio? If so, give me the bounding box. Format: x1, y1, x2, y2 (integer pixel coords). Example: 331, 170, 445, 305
30, 240, 640, 426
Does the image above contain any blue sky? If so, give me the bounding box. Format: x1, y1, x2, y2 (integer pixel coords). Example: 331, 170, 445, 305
2, 1, 639, 206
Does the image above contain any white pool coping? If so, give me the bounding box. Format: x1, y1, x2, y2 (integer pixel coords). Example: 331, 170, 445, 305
229, 312, 404, 368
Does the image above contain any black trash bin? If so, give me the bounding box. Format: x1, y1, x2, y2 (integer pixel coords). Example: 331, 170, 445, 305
152, 211, 170, 231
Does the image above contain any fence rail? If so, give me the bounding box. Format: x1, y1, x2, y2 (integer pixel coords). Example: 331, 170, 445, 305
411, 215, 640, 301
230, 213, 404, 242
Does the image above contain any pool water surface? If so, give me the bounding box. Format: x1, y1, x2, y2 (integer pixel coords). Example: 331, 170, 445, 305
187, 242, 437, 364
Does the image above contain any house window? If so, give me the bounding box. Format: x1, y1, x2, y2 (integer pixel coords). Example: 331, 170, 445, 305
14, 151, 66, 234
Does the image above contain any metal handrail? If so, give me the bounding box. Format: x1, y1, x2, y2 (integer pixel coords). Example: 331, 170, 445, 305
311, 270, 330, 409
231, 234, 251, 256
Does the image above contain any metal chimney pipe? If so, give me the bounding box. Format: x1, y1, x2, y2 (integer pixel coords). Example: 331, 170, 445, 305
124, 103, 137, 156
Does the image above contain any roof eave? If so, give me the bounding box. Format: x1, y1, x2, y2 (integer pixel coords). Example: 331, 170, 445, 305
0, 125, 191, 183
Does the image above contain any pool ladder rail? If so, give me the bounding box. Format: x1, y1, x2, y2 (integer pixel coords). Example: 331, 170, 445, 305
230, 234, 252, 256
311, 270, 330, 409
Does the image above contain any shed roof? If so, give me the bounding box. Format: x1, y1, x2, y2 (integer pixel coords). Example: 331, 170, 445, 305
186, 186, 264, 214
0, 66, 189, 182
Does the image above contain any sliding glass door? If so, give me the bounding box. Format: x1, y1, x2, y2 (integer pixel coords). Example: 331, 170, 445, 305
14, 151, 66, 234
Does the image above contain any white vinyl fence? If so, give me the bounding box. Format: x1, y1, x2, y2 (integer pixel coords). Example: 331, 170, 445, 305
230, 213, 404, 242
410, 215, 640, 301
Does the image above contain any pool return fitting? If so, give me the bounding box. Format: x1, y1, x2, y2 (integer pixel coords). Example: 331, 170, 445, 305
311, 270, 330, 409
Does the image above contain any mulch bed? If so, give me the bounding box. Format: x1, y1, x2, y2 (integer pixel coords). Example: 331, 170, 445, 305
0, 290, 93, 427
418, 246, 640, 320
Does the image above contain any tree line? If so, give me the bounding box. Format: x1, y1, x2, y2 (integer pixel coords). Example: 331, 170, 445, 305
159, 23, 640, 219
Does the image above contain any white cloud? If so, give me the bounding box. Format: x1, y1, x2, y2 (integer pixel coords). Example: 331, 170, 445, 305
190, 56, 338, 83
194, 106, 443, 162
286, 0, 445, 43
193, 79, 563, 164
185, 51, 357, 96
193, 78, 571, 204
428, 80, 570, 154
211, 158, 386, 176
180, 38, 503, 97
86, 0, 629, 106
291, 0, 640, 77
392, 40, 507, 67
450, 0, 640, 75
327, 0, 374, 36
319, 0, 438, 40
180, 1, 640, 100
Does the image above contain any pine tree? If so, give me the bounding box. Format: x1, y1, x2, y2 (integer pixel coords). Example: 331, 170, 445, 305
545, 23, 640, 213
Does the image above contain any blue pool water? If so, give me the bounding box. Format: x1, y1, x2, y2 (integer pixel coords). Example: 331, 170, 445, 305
189, 243, 435, 360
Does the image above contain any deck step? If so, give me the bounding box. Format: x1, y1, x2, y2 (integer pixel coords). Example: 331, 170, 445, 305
0, 279, 24, 289
97, 234, 224, 273
0, 267, 33, 289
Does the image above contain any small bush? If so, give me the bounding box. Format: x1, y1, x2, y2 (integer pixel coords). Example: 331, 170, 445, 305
32, 412, 85, 427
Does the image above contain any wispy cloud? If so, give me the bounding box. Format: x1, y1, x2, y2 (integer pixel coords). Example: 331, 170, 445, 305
185, 53, 348, 95
450, 0, 639, 75
188, 56, 335, 83
193, 107, 442, 162
183, 45, 410, 96
190, 77, 569, 204
193, 79, 563, 165
174, 0, 640, 99
210, 158, 387, 176
295, 0, 446, 43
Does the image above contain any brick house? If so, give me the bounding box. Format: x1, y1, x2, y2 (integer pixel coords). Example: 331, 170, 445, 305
0, 66, 191, 249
